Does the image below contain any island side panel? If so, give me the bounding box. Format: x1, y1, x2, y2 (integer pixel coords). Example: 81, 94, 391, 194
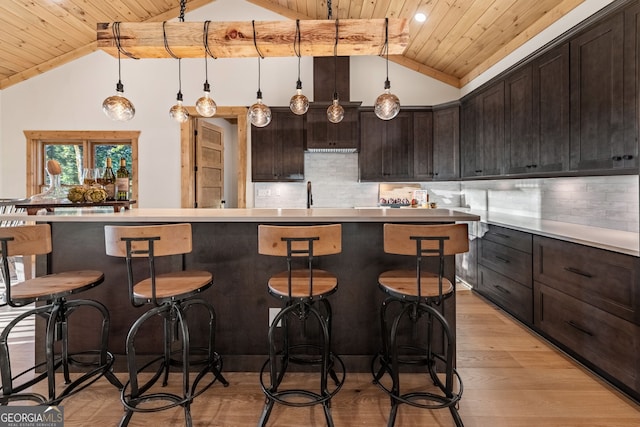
41, 220, 456, 372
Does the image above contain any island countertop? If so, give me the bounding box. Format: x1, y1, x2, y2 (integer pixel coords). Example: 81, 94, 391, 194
0, 207, 481, 223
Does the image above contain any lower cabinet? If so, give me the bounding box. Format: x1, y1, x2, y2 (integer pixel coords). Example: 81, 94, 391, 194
533, 235, 640, 400
534, 282, 640, 396
475, 224, 533, 325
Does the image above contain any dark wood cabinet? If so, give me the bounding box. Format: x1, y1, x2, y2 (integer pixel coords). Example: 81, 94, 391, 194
359, 110, 414, 181
461, 82, 504, 178
570, 12, 628, 171
306, 104, 359, 151
251, 108, 304, 182
623, 2, 640, 170
431, 104, 460, 180
532, 43, 571, 173
476, 224, 533, 324
412, 110, 434, 180
504, 65, 534, 174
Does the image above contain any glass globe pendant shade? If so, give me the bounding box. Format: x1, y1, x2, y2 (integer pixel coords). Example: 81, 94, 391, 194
102, 82, 135, 121
289, 80, 309, 115
374, 81, 401, 120
327, 97, 345, 124
249, 92, 272, 128
195, 82, 217, 117
169, 93, 189, 123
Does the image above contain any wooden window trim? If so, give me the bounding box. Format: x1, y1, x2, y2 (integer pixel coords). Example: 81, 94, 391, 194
24, 130, 140, 201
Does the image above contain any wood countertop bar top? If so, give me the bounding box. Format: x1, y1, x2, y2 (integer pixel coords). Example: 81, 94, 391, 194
0, 207, 480, 223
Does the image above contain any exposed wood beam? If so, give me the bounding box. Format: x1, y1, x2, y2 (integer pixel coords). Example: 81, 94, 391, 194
97, 19, 409, 59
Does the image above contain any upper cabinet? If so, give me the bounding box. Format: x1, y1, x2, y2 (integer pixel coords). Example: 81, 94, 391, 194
570, 12, 629, 171
359, 110, 414, 181
430, 104, 460, 181
251, 108, 305, 182
306, 103, 360, 151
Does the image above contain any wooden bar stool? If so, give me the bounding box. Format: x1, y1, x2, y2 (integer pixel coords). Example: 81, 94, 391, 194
257, 224, 346, 427
371, 223, 468, 427
104, 223, 228, 427
0, 223, 121, 405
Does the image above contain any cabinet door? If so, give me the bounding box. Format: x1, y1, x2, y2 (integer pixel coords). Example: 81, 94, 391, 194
477, 81, 505, 176
251, 109, 304, 182
413, 110, 434, 180
431, 105, 459, 180
306, 105, 359, 151
460, 97, 478, 178
532, 43, 570, 173
505, 66, 534, 174
623, 3, 640, 169
570, 13, 625, 171
359, 111, 413, 181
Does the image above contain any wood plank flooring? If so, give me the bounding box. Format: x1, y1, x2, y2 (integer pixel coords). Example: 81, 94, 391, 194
2, 289, 640, 426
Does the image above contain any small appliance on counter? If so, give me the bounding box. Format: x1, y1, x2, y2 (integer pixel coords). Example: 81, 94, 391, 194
378, 183, 422, 207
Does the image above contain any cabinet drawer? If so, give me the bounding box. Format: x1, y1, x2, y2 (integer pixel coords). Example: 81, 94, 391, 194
533, 235, 639, 324
534, 282, 640, 392
478, 265, 532, 324
479, 239, 532, 287
480, 224, 532, 253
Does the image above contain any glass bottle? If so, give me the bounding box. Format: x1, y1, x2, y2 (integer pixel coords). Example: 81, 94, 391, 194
116, 158, 130, 201
102, 158, 116, 200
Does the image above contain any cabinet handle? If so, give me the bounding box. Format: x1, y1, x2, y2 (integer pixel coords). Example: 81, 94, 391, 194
494, 255, 510, 263
623, 154, 634, 160
564, 266, 593, 278
475, 170, 482, 173
494, 285, 510, 294
611, 156, 622, 161
493, 232, 510, 239
566, 320, 594, 337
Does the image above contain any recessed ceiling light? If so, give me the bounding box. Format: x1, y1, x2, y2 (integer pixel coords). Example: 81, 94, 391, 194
415, 12, 427, 23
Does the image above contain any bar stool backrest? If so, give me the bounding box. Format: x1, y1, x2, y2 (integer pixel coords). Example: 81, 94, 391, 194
105, 223, 193, 258
258, 224, 342, 257
0, 224, 52, 258
383, 223, 468, 257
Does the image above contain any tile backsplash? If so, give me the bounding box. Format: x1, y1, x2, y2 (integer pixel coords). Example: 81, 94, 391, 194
253, 153, 639, 233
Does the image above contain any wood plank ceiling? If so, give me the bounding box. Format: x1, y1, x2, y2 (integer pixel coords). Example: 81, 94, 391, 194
0, 0, 586, 90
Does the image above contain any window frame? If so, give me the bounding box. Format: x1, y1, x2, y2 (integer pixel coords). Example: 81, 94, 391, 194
24, 130, 139, 201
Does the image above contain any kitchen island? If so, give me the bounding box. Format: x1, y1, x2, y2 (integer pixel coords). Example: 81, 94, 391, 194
3, 207, 479, 372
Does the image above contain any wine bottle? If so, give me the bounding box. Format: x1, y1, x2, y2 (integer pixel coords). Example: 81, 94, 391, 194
116, 157, 130, 201
102, 157, 116, 200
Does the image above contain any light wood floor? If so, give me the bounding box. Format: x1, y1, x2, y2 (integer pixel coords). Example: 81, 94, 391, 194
3, 289, 640, 426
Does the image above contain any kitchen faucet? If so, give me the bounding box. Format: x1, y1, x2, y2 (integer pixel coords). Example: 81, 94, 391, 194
307, 181, 313, 209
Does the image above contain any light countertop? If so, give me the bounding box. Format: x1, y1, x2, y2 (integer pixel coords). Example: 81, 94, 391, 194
455, 209, 639, 257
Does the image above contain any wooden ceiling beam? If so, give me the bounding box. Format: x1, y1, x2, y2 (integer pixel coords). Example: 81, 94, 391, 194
96, 18, 408, 59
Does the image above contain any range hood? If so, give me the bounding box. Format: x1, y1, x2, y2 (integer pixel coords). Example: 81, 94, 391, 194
306, 57, 361, 153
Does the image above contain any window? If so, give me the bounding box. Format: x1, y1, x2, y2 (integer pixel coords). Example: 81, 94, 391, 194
25, 130, 139, 201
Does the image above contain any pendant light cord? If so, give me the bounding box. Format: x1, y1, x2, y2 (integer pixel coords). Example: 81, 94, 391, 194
203, 20, 216, 91
179, 0, 186, 22
327, 0, 332, 19
382, 17, 390, 87
252, 20, 264, 98
294, 20, 302, 88
163, 21, 183, 100
333, 19, 339, 100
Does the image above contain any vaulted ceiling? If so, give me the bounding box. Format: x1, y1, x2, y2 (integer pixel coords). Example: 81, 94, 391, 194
0, 0, 586, 90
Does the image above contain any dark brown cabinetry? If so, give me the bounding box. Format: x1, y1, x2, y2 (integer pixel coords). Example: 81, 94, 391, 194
505, 44, 570, 175
251, 108, 305, 182
461, 82, 504, 178
430, 104, 460, 180
533, 235, 640, 397
570, 12, 629, 171
476, 224, 533, 324
306, 103, 360, 151
359, 110, 415, 181
412, 110, 434, 180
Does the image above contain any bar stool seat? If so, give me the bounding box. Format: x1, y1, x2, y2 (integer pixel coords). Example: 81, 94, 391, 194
371, 223, 468, 427
105, 223, 228, 427
257, 224, 345, 427
0, 224, 121, 405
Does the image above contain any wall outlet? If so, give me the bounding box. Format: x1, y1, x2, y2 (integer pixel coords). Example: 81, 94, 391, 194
258, 188, 272, 197
269, 307, 281, 327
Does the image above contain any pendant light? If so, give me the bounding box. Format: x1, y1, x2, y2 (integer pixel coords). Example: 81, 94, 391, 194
163, 20, 189, 123
195, 20, 217, 117
327, 18, 344, 124
374, 18, 401, 121
248, 20, 272, 128
289, 20, 309, 115
102, 22, 136, 121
